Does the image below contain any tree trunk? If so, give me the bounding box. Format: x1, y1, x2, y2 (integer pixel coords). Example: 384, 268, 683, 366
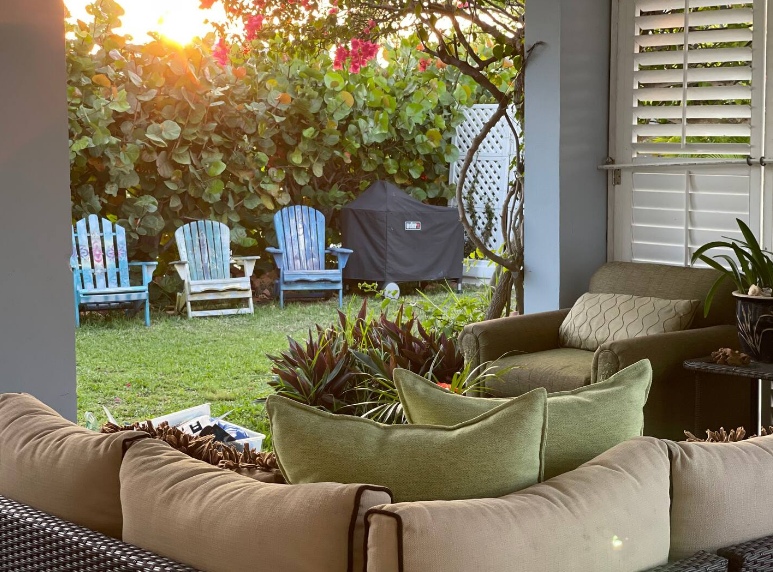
485, 269, 513, 321
514, 267, 524, 315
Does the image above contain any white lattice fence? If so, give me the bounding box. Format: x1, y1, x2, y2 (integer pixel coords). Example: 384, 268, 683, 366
450, 104, 517, 275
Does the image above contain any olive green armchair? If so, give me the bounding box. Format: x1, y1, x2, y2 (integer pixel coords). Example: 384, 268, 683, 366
459, 262, 751, 439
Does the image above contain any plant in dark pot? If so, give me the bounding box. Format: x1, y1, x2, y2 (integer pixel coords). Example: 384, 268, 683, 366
692, 218, 773, 362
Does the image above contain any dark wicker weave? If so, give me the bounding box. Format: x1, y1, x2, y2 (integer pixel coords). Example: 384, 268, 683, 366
0, 495, 201, 572
644, 552, 728, 572
719, 534, 773, 572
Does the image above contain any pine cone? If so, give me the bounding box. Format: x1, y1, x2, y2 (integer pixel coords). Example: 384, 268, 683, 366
710, 348, 751, 367
684, 426, 747, 442
101, 419, 283, 482
684, 426, 773, 442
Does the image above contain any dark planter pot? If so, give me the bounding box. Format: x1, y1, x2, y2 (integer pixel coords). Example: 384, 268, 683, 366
734, 292, 773, 363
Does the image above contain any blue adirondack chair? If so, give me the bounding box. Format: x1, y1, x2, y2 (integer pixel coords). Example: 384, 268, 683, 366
172, 221, 259, 318
267, 206, 353, 308
71, 215, 157, 327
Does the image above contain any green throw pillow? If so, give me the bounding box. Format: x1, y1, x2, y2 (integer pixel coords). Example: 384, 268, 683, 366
267, 389, 548, 503
395, 359, 652, 480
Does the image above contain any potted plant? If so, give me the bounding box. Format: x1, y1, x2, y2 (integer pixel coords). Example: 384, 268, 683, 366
692, 218, 773, 362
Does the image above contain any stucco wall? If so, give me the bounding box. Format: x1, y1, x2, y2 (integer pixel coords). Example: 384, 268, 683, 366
0, 1, 77, 419
524, 0, 611, 312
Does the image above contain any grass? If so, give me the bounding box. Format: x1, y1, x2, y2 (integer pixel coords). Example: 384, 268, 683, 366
76, 288, 462, 444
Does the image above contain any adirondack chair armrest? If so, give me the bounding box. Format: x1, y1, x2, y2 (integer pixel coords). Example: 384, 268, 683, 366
128, 262, 158, 286
266, 247, 284, 269
170, 261, 189, 282
326, 247, 353, 270
232, 256, 259, 278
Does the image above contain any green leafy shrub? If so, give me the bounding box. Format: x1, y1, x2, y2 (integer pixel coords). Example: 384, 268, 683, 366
361, 282, 492, 336
68, 0, 472, 277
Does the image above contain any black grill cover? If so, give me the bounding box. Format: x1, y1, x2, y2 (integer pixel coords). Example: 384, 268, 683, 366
341, 181, 463, 282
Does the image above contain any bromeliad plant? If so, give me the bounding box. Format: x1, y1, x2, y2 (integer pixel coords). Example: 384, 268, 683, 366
267, 328, 360, 413
691, 218, 773, 316
267, 299, 500, 423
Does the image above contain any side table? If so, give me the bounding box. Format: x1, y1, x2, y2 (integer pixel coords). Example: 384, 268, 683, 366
684, 358, 773, 435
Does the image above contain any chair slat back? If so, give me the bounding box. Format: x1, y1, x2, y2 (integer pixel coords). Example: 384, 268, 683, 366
274, 206, 326, 271
72, 216, 131, 291
175, 221, 231, 281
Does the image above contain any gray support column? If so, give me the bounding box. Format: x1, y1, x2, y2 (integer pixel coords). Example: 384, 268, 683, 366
524, 0, 611, 313
0, 1, 77, 419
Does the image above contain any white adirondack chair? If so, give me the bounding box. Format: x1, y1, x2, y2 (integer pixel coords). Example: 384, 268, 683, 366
172, 221, 259, 318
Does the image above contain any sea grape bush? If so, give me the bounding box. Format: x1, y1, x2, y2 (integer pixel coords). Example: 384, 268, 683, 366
67, 0, 476, 274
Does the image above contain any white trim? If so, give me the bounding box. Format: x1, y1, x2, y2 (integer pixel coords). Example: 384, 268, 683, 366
607, 0, 621, 262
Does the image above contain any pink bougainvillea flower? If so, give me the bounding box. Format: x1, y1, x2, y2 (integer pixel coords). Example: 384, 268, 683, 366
333, 45, 350, 70
334, 39, 379, 74
245, 14, 264, 40
418, 58, 430, 72
329, 7, 339, 14
214, 38, 229, 66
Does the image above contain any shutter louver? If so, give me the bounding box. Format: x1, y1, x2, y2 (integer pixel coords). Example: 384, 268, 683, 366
612, 0, 762, 267
632, 0, 755, 157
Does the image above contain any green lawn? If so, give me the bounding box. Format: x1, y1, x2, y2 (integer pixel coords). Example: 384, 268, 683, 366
76, 290, 458, 443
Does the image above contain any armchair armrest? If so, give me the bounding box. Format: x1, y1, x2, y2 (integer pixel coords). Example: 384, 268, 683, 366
326, 247, 353, 270
170, 260, 189, 282
128, 262, 158, 287
592, 325, 739, 383
231, 255, 259, 278
266, 247, 284, 270
459, 309, 571, 369
592, 325, 743, 439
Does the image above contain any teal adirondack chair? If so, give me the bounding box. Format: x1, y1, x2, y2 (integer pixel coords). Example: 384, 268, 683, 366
172, 221, 259, 318
267, 206, 353, 308
71, 215, 157, 327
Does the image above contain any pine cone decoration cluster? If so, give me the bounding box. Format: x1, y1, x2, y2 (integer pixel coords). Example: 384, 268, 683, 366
710, 348, 751, 366
102, 420, 282, 481
684, 426, 773, 442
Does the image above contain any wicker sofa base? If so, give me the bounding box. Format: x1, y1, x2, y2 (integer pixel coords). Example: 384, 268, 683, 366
645, 552, 729, 572
0, 495, 199, 572
4, 493, 773, 572
719, 535, 773, 572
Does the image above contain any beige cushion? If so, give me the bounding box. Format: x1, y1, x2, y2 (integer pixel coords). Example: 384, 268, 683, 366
589, 261, 735, 328
365, 437, 671, 572
268, 389, 548, 503
121, 439, 391, 572
668, 436, 773, 561
0, 393, 145, 539
559, 292, 700, 352
488, 347, 594, 396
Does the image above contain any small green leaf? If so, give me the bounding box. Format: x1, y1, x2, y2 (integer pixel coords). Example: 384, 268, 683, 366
207, 160, 227, 177
160, 120, 181, 140
169, 194, 182, 210
324, 72, 345, 91
289, 149, 303, 165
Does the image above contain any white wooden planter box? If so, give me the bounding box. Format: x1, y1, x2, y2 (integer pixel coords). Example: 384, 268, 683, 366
463, 258, 495, 285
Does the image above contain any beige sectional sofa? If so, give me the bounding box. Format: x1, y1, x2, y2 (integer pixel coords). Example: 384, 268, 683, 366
3, 392, 773, 572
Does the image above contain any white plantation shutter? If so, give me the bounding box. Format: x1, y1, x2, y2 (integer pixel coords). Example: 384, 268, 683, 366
612, 0, 765, 265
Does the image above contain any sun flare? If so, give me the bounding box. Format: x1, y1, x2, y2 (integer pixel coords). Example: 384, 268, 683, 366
65, 0, 227, 45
